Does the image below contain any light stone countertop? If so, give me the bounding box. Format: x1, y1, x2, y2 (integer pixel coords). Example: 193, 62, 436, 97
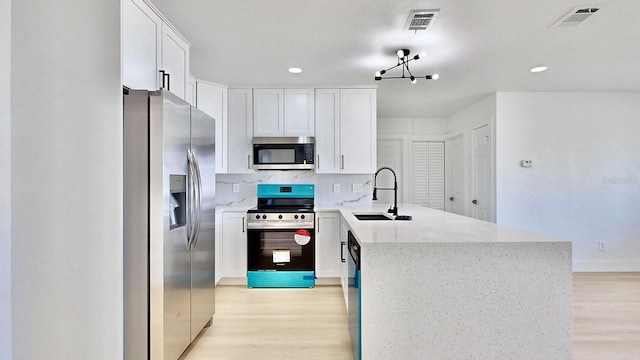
337, 203, 570, 245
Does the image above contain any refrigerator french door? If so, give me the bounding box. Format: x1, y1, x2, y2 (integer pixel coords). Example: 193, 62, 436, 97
124, 89, 215, 360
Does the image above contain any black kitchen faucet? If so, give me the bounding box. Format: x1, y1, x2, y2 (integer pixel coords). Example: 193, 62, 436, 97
372, 167, 412, 220
372, 166, 398, 216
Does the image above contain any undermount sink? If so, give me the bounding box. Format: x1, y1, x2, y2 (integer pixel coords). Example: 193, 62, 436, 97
353, 213, 393, 221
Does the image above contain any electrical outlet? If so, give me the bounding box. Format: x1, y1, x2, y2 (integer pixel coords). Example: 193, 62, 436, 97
333, 184, 340, 193
598, 241, 605, 251
352, 183, 363, 192
232, 183, 240, 193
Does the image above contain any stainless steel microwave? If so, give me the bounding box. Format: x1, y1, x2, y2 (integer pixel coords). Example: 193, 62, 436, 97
252, 137, 315, 170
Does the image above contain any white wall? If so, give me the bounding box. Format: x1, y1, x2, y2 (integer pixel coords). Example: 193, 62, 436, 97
11, 1, 123, 359
0, 0, 12, 358
378, 117, 446, 136
446, 94, 496, 134
496, 92, 640, 271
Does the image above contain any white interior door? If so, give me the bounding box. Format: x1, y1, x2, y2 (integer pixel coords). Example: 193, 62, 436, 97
446, 134, 464, 215
471, 125, 494, 222
376, 137, 406, 206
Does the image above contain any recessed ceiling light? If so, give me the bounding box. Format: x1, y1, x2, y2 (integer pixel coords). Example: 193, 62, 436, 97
288, 67, 302, 74
530, 66, 548, 73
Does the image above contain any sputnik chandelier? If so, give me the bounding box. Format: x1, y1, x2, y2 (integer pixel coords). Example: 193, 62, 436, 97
374, 49, 439, 84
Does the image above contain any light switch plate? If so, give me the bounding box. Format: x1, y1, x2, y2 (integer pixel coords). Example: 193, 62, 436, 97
333, 184, 340, 193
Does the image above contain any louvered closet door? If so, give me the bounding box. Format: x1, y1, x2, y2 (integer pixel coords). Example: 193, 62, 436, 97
411, 141, 445, 210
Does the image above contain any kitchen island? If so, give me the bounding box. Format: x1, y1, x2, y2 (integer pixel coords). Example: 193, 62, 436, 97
338, 204, 572, 360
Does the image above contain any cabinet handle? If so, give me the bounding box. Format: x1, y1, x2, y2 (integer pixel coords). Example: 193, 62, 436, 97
159, 70, 165, 89
317, 155, 320, 169
317, 218, 320, 233
165, 73, 171, 91
242, 217, 245, 232
340, 241, 346, 263
472, 199, 478, 205
341, 155, 344, 170
247, 155, 251, 169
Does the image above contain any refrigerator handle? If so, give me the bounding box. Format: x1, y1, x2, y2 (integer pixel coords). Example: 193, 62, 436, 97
187, 150, 198, 250
190, 152, 204, 249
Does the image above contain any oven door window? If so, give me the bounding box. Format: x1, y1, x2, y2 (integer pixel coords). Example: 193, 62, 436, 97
248, 229, 315, 271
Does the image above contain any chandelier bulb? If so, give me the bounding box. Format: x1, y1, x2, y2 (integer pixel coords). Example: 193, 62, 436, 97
375, 71, 381, 77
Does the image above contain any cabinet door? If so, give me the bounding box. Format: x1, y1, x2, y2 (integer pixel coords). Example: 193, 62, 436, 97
315, 89, 341, 173
227, 89, 255, 174
122, 0, 162, 90
284, 89, 315, 136
221, 212, 247, 278
160, 24, 189, 100
315, 212, 340, 278
340, 89, 377, 173
196, 81, 228, 173
253, 89, 284, 136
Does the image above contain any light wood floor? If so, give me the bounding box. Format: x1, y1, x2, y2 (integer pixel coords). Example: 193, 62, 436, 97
182, 273, 640, 360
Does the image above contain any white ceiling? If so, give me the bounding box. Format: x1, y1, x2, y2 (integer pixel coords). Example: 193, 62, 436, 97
150, 0, 640, 118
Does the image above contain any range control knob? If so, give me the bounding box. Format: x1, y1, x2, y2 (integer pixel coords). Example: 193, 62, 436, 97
294, 215, 299, 219
262, 215, 267, 220
278, 214, 283, 219
255, 215, 260, 220
300, 214, 305, 220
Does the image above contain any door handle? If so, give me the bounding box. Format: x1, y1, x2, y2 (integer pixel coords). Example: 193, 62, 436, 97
340, 241, 346, 263
449, 197, 454, 201
472, 199, 478, 205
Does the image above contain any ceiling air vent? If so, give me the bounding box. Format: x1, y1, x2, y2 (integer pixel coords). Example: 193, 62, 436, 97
553, 6, 601, 27
405, 9, 440, 32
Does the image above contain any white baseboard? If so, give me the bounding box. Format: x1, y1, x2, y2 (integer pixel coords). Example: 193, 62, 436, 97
573, 260, 640, 272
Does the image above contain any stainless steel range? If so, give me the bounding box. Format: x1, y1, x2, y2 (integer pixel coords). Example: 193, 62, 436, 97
247, 184, 315, 288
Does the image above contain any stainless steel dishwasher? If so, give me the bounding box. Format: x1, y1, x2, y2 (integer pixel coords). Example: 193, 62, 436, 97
347, 231, 361, 360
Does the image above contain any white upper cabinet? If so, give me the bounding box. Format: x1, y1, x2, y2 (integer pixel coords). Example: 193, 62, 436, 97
122, 0, 162, 91
315, 89, 341, 173
227, 89, 255, 174
196, 81, 228, 173
284, 89, 315, 136
253, 89, 284, 136
253, 88, 315, 137
122, 0, 190, 100
315, 88, 377, 174
161, 24, 189, 100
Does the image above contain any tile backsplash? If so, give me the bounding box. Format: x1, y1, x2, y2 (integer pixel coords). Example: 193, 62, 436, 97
216, 171, 373, 207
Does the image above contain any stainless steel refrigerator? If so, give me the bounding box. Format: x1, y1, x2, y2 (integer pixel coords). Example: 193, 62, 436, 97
124, 89, 216, 360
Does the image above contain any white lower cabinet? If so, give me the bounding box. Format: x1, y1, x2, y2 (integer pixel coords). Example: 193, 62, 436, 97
221, 211, 247, 278
315, 211, 340, 280
339, 217, 349, 308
